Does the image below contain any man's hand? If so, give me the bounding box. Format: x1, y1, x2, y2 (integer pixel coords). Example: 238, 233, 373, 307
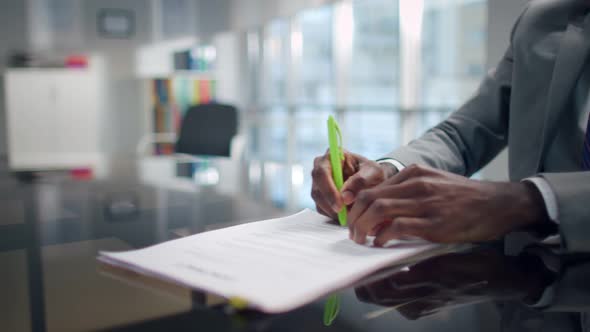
348, 164, 549, 245
311, 151, 397, 219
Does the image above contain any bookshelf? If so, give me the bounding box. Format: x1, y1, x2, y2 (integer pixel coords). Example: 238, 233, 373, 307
136, 33, 242, 156
150, 76, 217, 155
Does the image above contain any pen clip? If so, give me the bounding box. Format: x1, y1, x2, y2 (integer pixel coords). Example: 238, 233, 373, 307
334, 120, 344, 161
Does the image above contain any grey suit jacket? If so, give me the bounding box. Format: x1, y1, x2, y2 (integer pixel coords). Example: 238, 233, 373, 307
387, 0, 590, 253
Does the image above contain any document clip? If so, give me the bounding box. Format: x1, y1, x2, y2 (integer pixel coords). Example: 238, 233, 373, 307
334, 121, 344, 161
228, 296, 249, 310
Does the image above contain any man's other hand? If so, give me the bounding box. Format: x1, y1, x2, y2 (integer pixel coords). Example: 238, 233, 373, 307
347, 164, 549, 245
311, 151, 396, 219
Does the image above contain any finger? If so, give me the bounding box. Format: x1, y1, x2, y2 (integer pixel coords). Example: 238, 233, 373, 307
342, 151, 361, 179
341, 164, 384, 205
311, 186, 337, 219
374, 218, 434, 247
349, 181, 430, 240
315, 203, 336, 219
311, 157, 344, 212
352, 199, 422, 244
372, 181, 432, 200
349, 183, 424, 229
341, 172, 369, 205
367, 220, 388, 236
353, 228, 369, 244
383, 164, 431, 186
348, 188, 376, 232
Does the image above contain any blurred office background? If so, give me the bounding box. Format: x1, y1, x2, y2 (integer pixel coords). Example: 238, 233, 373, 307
0, 0, 527, 211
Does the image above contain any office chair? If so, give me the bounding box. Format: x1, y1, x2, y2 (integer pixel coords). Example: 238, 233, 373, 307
137, 102, 243, 159
136, 103, 245, 193
175, 103, 238, 157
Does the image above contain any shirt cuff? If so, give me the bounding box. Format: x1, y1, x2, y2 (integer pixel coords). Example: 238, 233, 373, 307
523, 177, 559, 224
376, 158, 406, 172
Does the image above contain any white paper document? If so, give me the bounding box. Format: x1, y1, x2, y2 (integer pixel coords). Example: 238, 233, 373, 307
98, 209, 442, 313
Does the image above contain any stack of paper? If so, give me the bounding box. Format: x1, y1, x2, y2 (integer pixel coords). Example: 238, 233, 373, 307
98, 209, 443, 313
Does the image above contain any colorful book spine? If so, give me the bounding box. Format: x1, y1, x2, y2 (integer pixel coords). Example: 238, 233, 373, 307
150, 77, 217, 155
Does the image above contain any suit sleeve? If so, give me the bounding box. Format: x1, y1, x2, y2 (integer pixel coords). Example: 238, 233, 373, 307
384, 12, 525, 177
538, 172, 590, 253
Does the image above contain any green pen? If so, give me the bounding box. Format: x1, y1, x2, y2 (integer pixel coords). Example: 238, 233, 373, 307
327, 115, 347, 226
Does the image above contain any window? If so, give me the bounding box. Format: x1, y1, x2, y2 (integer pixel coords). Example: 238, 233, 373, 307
262, 20, 290, 105
344, 109, 402, 159
247, 0, 489, 208
420, 0, 487, 108
345, 0, 402, 160
296, 6, 335, 105
348, 0, 400, 106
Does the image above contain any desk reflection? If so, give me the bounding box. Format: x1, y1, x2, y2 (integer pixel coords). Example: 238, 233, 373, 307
356, 247, 590, 331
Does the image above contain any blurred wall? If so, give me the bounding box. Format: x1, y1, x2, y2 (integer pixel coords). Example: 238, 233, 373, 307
0, 0, 29, 157
196, 0, 232, 41
21, 0, 232, 163
229, 0, 336, 30
25, 0, 153, 164
480, 0, 528, 180
80, 0, 152, 158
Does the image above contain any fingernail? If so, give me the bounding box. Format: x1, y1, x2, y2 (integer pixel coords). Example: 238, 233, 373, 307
342, 191, 354, 204
331, 203, 341, 212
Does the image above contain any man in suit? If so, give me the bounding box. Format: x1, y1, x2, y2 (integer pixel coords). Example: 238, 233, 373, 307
311, 0, 590, 252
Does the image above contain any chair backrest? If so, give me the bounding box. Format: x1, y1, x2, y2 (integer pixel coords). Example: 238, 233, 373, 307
175, 103, 238, 157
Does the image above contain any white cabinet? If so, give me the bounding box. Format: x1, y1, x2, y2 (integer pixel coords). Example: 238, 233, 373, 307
5, 68, 103, 172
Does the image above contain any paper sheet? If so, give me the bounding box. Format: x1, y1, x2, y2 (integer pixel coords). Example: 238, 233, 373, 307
98, 209, 441, 313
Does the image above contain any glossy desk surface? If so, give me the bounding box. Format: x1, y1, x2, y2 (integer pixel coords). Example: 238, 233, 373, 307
1, 164, 589, 332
